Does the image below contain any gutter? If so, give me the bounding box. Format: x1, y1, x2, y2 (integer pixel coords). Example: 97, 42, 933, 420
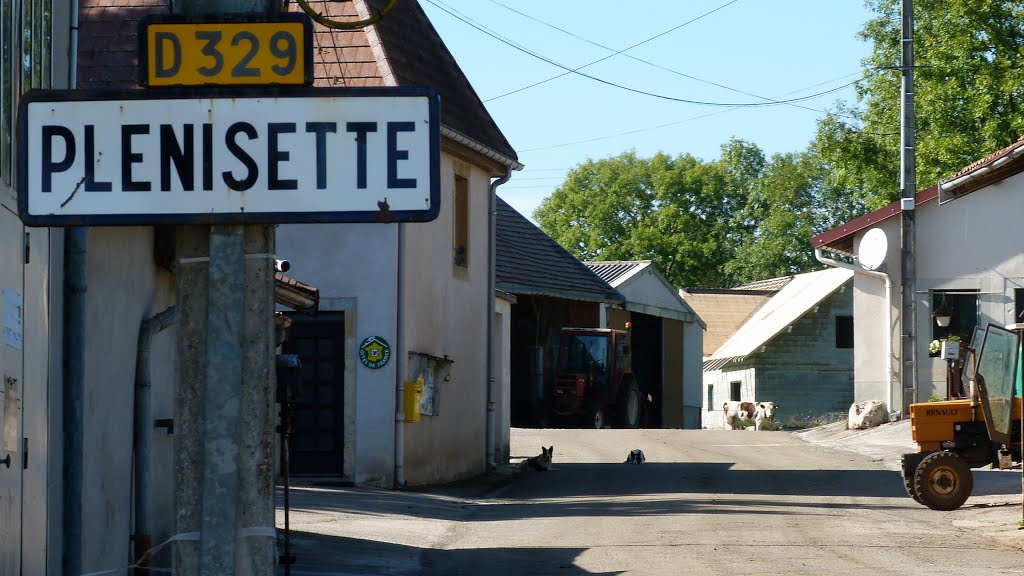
133, 306, 177, 572
63, 2, 84, 570
815, 248, 897, 417
394, 222, 406, 488
441, 126, 524, 171
486, 168, 512, 471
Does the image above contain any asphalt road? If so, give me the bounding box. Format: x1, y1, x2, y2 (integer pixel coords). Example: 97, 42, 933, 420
278, 427, 1024, 576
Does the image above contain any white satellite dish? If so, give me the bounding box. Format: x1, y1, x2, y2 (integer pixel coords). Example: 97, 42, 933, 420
858, 228, 888, 271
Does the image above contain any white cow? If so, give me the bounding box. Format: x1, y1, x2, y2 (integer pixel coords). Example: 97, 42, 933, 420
722, 401, 778, 430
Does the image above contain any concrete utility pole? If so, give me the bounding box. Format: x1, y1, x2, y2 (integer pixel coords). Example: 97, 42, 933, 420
172, 2, 279, 576
900, 0, 918, 414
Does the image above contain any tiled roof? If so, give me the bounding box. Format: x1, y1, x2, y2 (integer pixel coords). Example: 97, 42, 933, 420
810, 185, 939, 255
586, 261, 651, 286
77, 0, 167, 88
360, 0, 517, 163
77, 0, 517, 165
496, 196, 623, 304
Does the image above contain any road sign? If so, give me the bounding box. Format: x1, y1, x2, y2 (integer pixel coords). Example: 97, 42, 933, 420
139, 14, 313, 87
17, 87, 440, 226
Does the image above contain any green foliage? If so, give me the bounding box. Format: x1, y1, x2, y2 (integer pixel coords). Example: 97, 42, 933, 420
536, 2, 1024, 288
534, 141, 829, 288
818, 0, 1024, 207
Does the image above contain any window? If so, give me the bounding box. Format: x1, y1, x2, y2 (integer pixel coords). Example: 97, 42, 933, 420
706, 384, 713, 411
2, 0, 53, 184
1015, 288, 1024, 326
835, 315, 854, 349
930, 290, 978, 345
453, 174, 468, 269
729, 381, 741, 402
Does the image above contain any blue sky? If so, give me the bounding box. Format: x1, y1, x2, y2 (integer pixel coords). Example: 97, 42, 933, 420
419, 0, 877, 221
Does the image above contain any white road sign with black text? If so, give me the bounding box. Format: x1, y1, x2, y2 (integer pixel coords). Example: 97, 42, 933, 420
17, 88, 440, 225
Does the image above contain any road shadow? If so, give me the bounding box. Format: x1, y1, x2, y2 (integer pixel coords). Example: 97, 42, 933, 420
280, 461, 916, 524
277, 531, 623, 576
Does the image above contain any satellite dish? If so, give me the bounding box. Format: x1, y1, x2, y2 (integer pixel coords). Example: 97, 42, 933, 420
858, 228, 888, 271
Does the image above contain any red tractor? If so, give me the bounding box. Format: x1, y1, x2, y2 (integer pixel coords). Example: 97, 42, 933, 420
552, 327, 641, 429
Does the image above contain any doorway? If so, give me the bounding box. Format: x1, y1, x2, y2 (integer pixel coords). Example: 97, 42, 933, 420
282, 312, 345, 476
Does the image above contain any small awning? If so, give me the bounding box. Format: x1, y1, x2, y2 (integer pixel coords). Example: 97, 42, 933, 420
275, 272, 319, 315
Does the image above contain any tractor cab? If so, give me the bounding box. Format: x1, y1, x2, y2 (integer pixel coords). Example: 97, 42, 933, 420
903, 323, 1022, 510
552, 327, 640, 429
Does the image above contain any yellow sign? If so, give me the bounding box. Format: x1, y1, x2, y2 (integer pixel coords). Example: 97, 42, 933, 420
140, 16, 312, 87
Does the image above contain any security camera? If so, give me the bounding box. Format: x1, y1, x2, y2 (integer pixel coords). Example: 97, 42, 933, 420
275, 259, 291, 273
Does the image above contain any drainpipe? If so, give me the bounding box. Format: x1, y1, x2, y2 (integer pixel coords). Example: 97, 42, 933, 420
815, 248, 897, 417
486, 168, 512, 471
133, 306, 177, 573
63, 4, 84, 571
394, 222, 406, 488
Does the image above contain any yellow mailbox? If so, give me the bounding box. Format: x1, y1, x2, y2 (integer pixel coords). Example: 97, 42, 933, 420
403, 376, 424, 423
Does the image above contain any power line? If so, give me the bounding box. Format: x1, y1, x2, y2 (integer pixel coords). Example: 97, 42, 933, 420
486, 0, 870, 122
483, 0, 742, 102
423, 0, 862, 108
517, 72, 868, 153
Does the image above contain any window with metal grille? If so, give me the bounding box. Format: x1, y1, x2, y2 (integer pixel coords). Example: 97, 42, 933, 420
1, 0, 53, 185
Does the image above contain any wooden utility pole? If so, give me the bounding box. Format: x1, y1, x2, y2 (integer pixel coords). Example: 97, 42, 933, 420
172, 1, 279, 575
900, 0, 918, 414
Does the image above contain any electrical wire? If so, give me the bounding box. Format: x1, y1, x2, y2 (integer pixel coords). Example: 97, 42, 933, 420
483, 0, 742, 102
485, 0, 840, 117
295, 0, 400, 30
423, 0, 862, 108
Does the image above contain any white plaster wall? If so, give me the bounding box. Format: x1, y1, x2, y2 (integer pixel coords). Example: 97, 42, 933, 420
702, 367, 755, 429
81, 227, 176, 573
400, 155, 490, 485
682, 321, 704, 428
495, 298, 512, 464
850, 217, 900, 411
619, 268, 675, 309
851, 171, 1024, 407
275, 222, 398, 487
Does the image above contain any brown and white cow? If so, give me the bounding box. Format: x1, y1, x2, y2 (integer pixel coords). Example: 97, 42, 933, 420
722, 401, 778, 430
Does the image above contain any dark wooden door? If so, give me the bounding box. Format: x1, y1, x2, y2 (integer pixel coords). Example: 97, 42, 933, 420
283, 313, 345, 475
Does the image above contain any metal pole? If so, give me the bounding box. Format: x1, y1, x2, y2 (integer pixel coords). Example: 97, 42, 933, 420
200, 226, 245, 574
170, 0, 279, 574
900, 0, 918, 414
62, 227, 86, 576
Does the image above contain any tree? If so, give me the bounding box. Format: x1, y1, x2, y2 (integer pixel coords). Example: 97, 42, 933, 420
534, 140, 826, 288
817, 0, 1024, 208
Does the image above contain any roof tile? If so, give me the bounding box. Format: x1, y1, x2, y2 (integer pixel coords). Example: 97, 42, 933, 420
496, 196, 622, 303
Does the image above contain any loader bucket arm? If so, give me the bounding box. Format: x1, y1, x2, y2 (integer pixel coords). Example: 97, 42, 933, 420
975, 324, 1020, 447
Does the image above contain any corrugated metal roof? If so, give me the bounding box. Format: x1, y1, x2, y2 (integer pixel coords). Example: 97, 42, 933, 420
495, 197, 623, 304
586, 261, 651, 286
705, 268, 854, 366
732, 275, 793, 292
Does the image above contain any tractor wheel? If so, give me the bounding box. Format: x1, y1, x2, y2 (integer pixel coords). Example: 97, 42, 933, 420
913, 451, 973, 511
586, 406, 606, 430
619, 380, 641, 429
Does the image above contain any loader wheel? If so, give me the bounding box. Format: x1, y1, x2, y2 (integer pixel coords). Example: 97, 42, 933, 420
913, 451, 973, 511
900, 453, 925, 504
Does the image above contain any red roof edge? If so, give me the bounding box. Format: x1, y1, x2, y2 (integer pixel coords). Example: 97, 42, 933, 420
810, 185, 938, 250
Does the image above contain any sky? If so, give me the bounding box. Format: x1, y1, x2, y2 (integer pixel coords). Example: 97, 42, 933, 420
418, 0, 877, 222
